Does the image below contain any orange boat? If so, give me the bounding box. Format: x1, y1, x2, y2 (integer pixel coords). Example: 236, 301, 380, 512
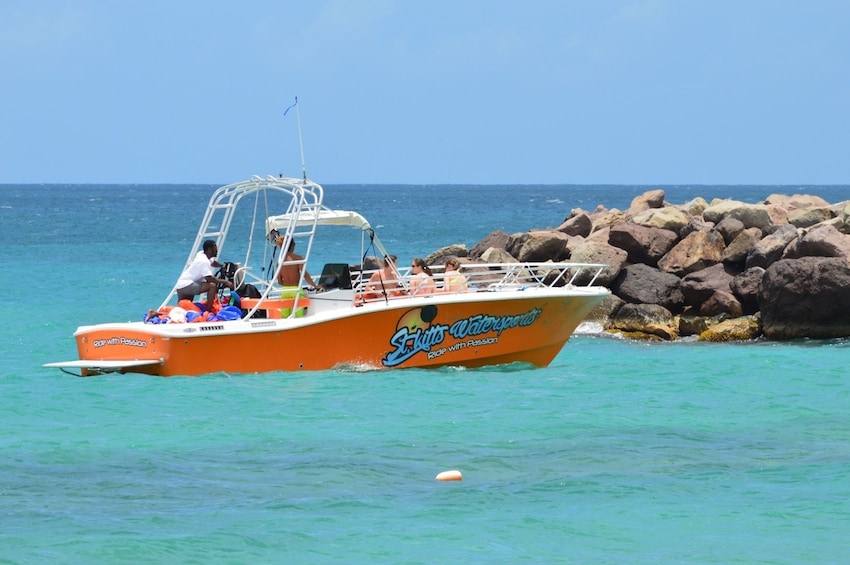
46, 176, 610, 376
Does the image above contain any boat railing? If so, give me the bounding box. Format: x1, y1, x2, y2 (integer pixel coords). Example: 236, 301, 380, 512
217, 260, 607, 319
349, 261, 608, 304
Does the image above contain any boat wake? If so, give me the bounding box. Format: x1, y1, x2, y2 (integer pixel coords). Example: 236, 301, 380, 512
333, 362, 383, 373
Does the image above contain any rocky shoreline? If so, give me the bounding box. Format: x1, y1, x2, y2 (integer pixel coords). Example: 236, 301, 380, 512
424, 190, 850, 341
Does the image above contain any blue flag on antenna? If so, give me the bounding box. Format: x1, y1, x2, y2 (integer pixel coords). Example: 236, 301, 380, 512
284, 98, 298, 116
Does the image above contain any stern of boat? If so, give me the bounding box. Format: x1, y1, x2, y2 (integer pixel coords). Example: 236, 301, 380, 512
71, 325, 165, 376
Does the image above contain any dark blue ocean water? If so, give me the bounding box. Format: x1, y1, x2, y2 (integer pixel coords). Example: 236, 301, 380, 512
2, 183, 849, 563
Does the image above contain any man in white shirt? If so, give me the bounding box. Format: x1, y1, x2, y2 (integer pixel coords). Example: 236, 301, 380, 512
176, 240, 233, 307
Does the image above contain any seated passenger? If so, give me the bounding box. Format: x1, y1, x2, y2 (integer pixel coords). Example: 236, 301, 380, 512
365, 255, 405, 297
442, 256, 468, 293
408, 257, 436, 295
176, 240, 234, 307
277, 239, 318, 288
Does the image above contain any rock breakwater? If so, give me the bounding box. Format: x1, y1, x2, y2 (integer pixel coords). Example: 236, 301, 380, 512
426, 190, 850, 341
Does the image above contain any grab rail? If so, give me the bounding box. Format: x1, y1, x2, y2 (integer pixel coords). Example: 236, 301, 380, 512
351, 261, 608, 304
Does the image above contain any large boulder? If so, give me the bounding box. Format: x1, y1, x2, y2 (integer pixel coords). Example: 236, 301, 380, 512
678, 312, 716, 337
782, 224, 850, 260
608, 223, 679, 266
765, 204, 790, 226
610, 263, 685, 312
680, 262, 742, 309
506, 230, 570, 262
607, 303, 678, 340
787, 206, 833, 229
730, 266, 766, 314
838, 202, 850, 234
586, 226, 611, 243
820, 216, 850, 236
680, 216, 716, 239
680, 197, 709, 216
699, 290, 743, 318
584, 206, 625, 232
556, 212, 593, 237
703, 200, 774, 230
658, 229, 726, 275
715, 217, 745, 244
469, 230, 510, 259
745, 224, 798, 269
628, 189, 665, 214
505, 232, 530, 259
630, 206, 691, 232
479, 247, 518, 264
568, 240, 627, 285
764, 194, 831, 209
425, 244, 468, 266
698, 316, 761, 342
758, 257, 850, 339
722, 227, 763, 264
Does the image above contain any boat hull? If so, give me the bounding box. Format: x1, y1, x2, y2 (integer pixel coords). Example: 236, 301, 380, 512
72, 291, 607, 376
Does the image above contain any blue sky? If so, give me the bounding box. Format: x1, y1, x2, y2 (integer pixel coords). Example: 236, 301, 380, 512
2, 1, 848, 185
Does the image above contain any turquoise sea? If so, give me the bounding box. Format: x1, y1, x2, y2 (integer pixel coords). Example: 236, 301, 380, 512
2, 183, 849, 563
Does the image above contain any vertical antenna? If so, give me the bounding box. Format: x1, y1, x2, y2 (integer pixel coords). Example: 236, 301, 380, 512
284, 97, 307, 182
294, 97, 307, 183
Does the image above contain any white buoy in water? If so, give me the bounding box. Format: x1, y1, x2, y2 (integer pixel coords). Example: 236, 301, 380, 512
435, 469, 463, 481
